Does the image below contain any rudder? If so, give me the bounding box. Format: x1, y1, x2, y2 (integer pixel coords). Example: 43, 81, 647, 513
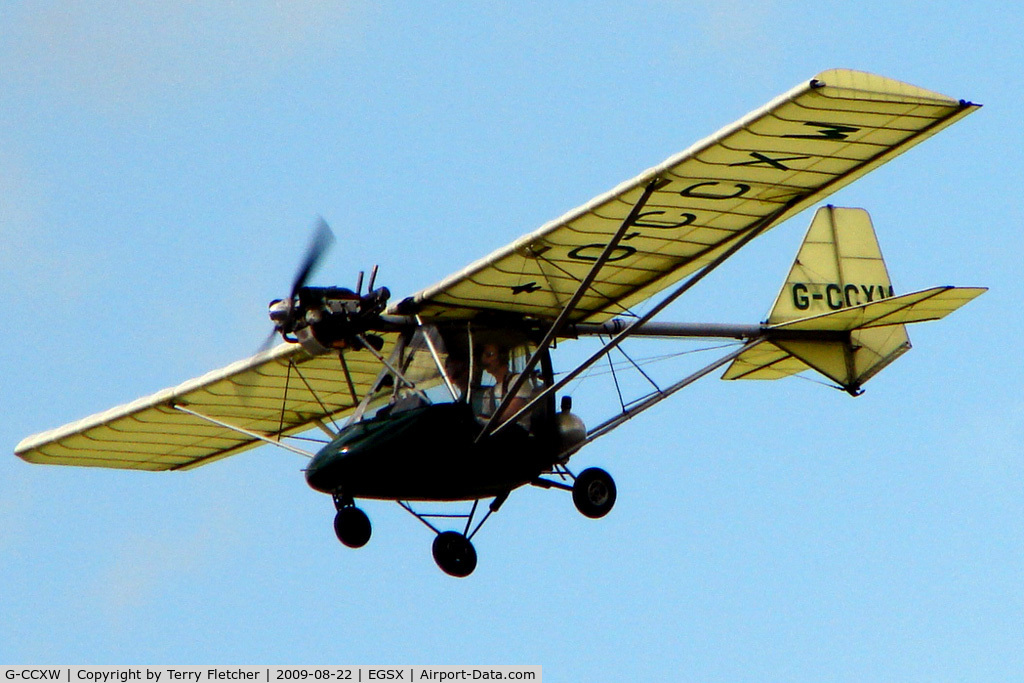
725, 206, 911, 394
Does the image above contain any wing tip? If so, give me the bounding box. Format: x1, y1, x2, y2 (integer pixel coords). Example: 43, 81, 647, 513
810, 68, 971, 106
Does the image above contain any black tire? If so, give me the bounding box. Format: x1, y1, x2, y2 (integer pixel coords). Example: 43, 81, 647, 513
572, 467, 616, 518
431, 531, 478, 577
333, 506, 372, 548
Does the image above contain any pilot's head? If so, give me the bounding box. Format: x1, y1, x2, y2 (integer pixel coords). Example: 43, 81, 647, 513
480, 343, 508, 373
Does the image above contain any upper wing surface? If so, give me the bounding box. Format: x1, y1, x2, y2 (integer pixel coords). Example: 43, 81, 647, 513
404, 69, 978, 323
15, 336, 398, 471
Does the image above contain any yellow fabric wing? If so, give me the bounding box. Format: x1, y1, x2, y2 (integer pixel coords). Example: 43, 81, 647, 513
406, 69, 978, 323
15, 337, 399, 471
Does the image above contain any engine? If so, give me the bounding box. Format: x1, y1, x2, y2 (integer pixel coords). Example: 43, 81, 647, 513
269, 285, 390, 356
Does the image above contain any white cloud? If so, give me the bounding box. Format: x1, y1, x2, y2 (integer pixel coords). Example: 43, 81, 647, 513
692, 0, 784, 76
0, 151, 38, 246
2, 1, 368, 115
703, 0, 779, 44
91, 504, 237, 623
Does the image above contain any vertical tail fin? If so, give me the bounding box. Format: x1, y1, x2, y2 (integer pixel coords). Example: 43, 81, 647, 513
768, 205, 899, 323
771, 205, 912, 389
725, 206, 911, 394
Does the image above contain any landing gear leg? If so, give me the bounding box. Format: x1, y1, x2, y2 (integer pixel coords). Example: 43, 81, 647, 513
332, 492, 372, 548
398, 495, 510, 578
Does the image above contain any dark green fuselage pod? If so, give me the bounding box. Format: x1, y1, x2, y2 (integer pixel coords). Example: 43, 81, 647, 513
304, 403, 554, 501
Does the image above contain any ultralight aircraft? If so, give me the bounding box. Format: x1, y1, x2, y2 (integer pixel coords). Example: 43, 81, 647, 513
15, 69, 986, 576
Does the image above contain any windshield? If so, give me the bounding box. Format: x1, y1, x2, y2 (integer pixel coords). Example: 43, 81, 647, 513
354, 323, 548, 429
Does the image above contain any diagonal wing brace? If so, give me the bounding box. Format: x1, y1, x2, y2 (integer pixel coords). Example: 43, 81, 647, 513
477, 177, 669, 441
172, 403, 315, 459
489, 196, 802, 437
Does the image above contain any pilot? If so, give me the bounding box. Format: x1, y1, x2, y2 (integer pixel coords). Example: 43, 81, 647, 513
478, 342, 532, 426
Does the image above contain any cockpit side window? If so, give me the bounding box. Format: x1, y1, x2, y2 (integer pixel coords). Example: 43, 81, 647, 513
472, 334, 544, 430
357, 322, 550, 433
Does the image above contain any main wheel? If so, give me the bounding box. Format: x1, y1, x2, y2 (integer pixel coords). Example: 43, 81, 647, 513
431, 531, 477, 577
572, 467, 616, 518
333, 506, 372, 548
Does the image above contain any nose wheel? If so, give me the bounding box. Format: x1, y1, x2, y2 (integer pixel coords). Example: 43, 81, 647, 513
333, 494, 372, 548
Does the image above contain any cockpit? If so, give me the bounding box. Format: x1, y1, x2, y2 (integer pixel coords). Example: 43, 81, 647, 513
350, 322, 554, 436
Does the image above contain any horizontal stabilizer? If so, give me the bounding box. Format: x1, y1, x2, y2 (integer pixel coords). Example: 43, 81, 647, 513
773, 286, 988, 332
720, 343, 810, 381
723, 205, 985, 394
724, 286, 985, 393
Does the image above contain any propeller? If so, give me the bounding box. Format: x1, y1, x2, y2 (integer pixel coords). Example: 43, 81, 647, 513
260, 217, 337, 353
261, 216, 390, 356
290, 216, 336, 303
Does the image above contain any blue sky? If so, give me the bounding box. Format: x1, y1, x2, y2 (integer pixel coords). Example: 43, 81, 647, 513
2, 1, 1021, 679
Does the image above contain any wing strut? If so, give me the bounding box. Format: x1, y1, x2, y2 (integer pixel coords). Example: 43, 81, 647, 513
355, 332, 430, 404
582, 337, 765, 445
337, 351, 361, 407
172, 404, 315, 459
289, 359, 343, 433
416, 314, 460, 402
347, 335, 408, 425
477, 176, 670, 441
491, 199, 801, 437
